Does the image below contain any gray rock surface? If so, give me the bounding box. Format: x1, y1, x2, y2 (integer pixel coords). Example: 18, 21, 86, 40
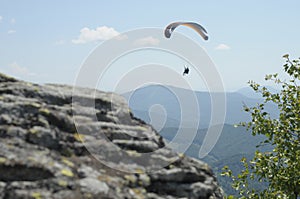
0, 73, 223, 199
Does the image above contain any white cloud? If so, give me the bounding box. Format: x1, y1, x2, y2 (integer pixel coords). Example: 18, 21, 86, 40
215, 43, 231, 50
0, 16, 3, 22
72, 26, 120, 44
134, 36, 160, 46
9, 62, 36, 77
114, 34, 128, 41
10, 18, 16, 24
7, 30, 16, 34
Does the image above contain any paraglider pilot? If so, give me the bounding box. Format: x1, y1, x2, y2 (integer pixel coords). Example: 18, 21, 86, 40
183, 65, 189, 76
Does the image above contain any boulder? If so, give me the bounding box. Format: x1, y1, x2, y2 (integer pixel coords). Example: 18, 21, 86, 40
0, 73, 223, 199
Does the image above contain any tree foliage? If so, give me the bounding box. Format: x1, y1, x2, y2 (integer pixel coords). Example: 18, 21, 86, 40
222, 55, 300, 199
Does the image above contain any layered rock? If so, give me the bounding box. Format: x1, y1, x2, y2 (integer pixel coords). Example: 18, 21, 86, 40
0, 73, 223, 199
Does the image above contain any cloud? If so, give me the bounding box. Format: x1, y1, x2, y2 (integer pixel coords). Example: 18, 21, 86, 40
9, 62, 36, 77
7, 30, 16, 34
0, 16, 2, 22
215, 43, 231, 50
114, 34, 128, 41
72, 26, 120, 44
10, 18, 16, 24
134, 36, 160, 46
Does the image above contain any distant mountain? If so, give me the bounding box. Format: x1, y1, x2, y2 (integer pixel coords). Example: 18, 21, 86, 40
236, 86, 279, 99
236, 87, 261, 99
159, 124, 269, 161
122, 84, 277, 195
160, 124, 272, 195
122, 84, 278, 129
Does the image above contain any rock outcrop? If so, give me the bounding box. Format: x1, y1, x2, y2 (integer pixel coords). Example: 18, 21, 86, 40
0, 73, 223, 199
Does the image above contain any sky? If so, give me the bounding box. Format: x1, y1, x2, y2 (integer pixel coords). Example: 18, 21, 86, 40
1, 0, 300, 92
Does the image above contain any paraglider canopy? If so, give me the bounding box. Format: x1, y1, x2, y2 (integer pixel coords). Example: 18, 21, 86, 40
164, 22, 209, 41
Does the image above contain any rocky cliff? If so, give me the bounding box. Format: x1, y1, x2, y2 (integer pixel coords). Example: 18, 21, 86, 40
0, 73, 223, 199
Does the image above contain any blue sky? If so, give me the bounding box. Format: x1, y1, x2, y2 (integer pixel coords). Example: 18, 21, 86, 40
1, 0, 300, 91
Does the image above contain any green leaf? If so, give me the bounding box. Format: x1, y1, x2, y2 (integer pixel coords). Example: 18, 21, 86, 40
221, 55, 300, 198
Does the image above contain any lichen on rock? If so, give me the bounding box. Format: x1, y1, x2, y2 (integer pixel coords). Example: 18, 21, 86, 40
0, 73, 223, 199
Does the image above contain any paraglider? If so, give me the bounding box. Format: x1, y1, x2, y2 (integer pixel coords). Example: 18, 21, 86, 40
183, 65, 189, 76
164, 22, 209, 76
164, 22, 209, 41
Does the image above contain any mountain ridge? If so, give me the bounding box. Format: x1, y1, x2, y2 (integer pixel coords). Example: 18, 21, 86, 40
122, 84, 278, 129
0, 73, 223, 199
